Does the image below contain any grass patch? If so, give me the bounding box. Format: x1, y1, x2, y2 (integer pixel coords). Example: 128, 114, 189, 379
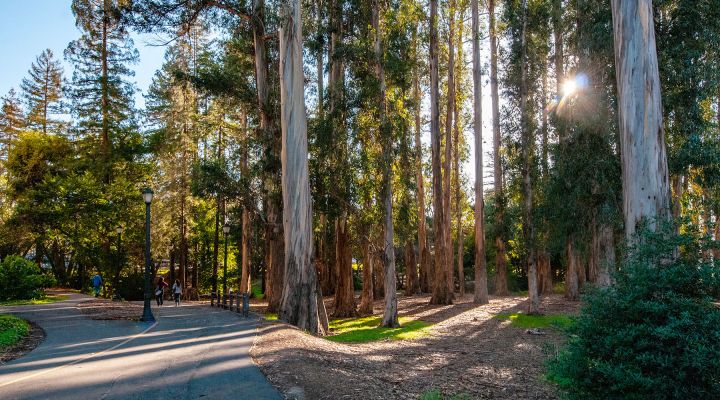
265, 313, 278, 321
419, 389, 470, 400
0, 314, 30, 350
495, 312, 573, 329
326, 316, 431, 343
0, 294, 69, 306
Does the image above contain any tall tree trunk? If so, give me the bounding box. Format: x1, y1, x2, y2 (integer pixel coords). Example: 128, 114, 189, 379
413, 25, 429, 294
359, 236, 374, 314
100, 0, 110, 165
565, 236, 579, 301
429, 0, 452, 305
404, 241, 418, 296
373, 1, 398, 328
333, 214, 357, 317
596, 221, 615, 287
537, 252, 553, 295
444, 0, 456, 297
265, 202, 285, 312
373, 232, 385, 300
315, 0, 324, 116
240, 115, 251, 294
254, 0, 285, 310
489, 0, 507, 296
611, 0, 671, 238
472, 0, 488, 304
277, 0, 326, 335
552, 0, 564, 98
520, 0, 540, 314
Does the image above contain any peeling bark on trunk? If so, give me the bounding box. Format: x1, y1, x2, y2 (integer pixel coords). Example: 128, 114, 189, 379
277, 0, 326, 334
404, 241, 418, 296
413, 25, 429, 294
489, 0, 507, 296
429, 0, 452, 305
359, 237, 374, 314
472, 0, 488, 304
333, 215, 356, 317
611, 0, 672, 239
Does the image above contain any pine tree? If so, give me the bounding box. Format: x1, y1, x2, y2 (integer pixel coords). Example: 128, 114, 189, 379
65, 0, 138, 166
0, 89, 25, 160
20, 49, 64, 134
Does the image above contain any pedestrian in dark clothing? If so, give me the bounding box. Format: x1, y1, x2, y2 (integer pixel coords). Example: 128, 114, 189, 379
155, 277, 168, 306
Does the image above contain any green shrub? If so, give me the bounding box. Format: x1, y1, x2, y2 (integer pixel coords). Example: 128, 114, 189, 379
0, 256, 55, 301
114, 272, 145, 301
546, 223, 720, 399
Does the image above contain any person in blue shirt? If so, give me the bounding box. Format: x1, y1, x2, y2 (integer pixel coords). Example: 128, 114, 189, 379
92, 273, 102, 297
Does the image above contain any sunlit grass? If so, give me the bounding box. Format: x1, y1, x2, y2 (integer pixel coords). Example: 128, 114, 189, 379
494, 312, 573, 330
0, 314, 30, 350
265, 313, 278, 321
326, 316, 431, 343
0, 294, 69, 306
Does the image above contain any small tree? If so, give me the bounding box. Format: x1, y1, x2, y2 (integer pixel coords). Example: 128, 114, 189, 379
547, 223, 720, 399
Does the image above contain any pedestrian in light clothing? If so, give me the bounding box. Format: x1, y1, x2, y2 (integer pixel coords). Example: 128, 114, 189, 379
172, 279, 182, 306
92, 274, 102, 297
155, 277, 168, 306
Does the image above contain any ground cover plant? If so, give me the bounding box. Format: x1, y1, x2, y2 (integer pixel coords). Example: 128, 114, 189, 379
0, 314, 30, 350
0, 294, 68, 306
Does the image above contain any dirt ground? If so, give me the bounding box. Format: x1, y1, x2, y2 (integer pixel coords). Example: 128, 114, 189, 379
0, 321, 44, 365
250, 293, 579, 400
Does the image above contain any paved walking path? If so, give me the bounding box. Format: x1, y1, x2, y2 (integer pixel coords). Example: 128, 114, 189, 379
0, 293, 281, 400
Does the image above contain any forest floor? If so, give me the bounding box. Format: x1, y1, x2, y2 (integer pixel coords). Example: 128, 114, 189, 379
250, 293, 580, 400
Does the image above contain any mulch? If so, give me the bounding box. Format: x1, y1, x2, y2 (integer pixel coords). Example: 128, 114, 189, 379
250, 293, 580, 400
0, 320, 45, 365
77, 298, 144, 321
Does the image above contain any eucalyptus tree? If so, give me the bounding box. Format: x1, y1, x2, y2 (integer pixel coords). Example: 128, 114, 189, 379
0, 89, 25, 161
611, 0, 671, 238
471, 0, 488, 304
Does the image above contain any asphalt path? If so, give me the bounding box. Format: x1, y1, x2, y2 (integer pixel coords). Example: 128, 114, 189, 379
0, 293, 281, 400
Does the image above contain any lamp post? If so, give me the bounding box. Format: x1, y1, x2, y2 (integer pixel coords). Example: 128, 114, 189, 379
222, 223, 230, 307
141, 188, 156, 323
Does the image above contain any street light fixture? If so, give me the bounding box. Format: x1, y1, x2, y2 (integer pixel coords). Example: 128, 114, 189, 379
222, 223, 230, 308
141, 188, 155, 323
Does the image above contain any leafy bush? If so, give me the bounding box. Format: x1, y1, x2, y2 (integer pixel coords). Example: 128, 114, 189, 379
547, 223, 720, 399
0, 256, 55, 301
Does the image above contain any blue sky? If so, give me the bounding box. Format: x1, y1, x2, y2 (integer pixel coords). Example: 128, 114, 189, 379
0, 1, 166, 109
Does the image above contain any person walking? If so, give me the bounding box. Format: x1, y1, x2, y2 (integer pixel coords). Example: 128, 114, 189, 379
92, 273, 102, 297
172, 279, 182, 306
155, 277, 168, 306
